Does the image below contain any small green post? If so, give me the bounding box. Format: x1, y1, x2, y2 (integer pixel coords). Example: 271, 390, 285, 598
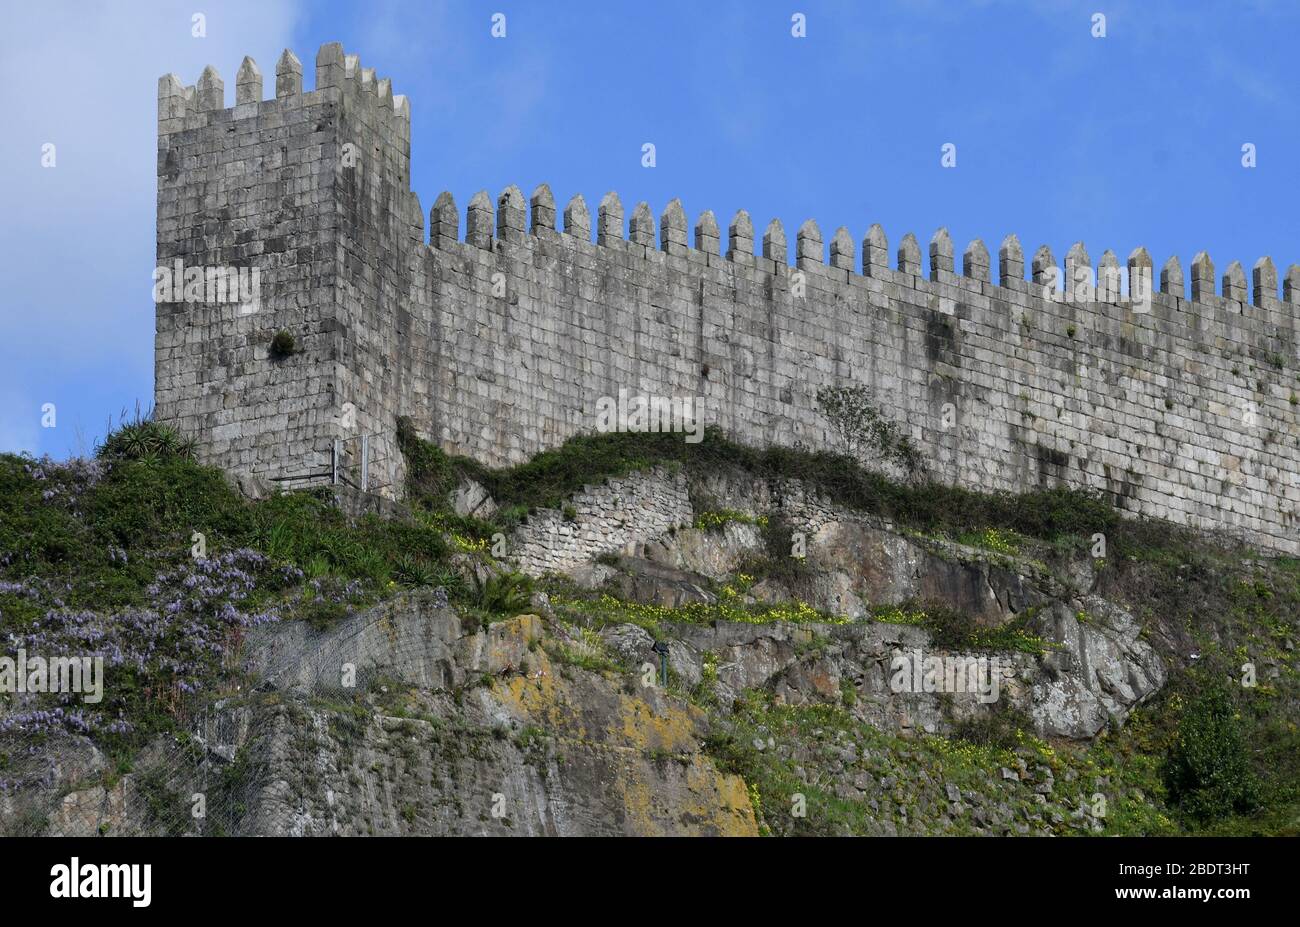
652, 640, 670, 687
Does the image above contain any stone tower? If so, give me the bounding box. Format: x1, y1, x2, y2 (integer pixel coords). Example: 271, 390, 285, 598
155, 43, 417, 496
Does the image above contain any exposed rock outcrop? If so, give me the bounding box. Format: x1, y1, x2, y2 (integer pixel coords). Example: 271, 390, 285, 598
0, 467, 1174, 837
15, 595, 754, 837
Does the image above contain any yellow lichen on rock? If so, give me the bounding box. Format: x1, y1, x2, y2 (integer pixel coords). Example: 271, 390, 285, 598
616, 690, 703, 754
485, 614, 543, 674
487, 634, 757, 835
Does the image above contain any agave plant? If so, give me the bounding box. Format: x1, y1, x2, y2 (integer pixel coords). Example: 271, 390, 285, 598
474, 571, 534, 617
96, 404, 196, 463
393, 555, 435, 588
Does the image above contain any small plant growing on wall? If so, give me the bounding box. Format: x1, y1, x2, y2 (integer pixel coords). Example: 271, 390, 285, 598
269, 330, 296, 360
816, 384, 924, 478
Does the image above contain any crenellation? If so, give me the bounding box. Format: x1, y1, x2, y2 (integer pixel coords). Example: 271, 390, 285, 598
629, 201, 655, 248
466, 190, 493, 248
1190, 251, 1215, 302
929, 227, 953, 281
660, 199, 687, 255
829, 227, 854, 271
762, 219, 786, 263
196, 65, 224, 111
235, 57, 262, 105
864, 225, 889, 277
405, 189, 425, 246
1127, 246, 1153, 301
1285, 265, 1300, 305
430, 191, 458, 248
1161, 255, 1184, 298
275, 48, 302, 98
1065, 242, 1091, 300
963, 238, 989, 282
597, 192, 623, 247
796, 219, 822, 268
564, 193, 590, 240
727, 210, 754, 261
1031, 245, 1055, 287
496, 185, 526, 242
530, 183, 556, 234
695, 210, 720, 255
315, 42, 344, 90
1252, 256, 1277, 309
897, 232, 921, 277
1094, 249, 1120, 302
157, 74, 187, 132
155, 43, 1300, 555
997, 233, 1023, 287
1223, 260, 1248, 304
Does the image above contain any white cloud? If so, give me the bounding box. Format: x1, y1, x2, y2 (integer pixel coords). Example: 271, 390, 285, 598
0, 0, 302, 456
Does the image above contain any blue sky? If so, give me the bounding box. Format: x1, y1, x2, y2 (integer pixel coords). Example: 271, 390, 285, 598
1, 0, 1295, 459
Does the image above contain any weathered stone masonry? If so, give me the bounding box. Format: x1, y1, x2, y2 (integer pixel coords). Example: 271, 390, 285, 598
157, 44, 1300, 554
155, 45, 416, 495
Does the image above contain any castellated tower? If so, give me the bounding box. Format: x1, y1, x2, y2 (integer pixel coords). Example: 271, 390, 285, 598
155, 43, 417, 496
158, 43, 1300, 554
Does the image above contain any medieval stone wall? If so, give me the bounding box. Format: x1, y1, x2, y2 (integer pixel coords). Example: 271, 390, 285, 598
418, 184, 1300, 553
157, 44, 1300, 553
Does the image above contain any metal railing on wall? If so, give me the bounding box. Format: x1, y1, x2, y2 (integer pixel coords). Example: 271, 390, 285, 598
264, 432, 393, 496
331, 433, 393, 495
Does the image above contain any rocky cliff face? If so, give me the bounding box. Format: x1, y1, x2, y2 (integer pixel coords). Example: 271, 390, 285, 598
26, 599, 755, 837
525, 466, 1165, 740
7, 466, 1181, 837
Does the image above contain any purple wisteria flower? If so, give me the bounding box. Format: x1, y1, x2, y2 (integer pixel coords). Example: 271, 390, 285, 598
2, 549, 293, 737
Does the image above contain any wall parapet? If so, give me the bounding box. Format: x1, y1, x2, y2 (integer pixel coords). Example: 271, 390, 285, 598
419, 180, 1299, 329
158, 43, 411, 142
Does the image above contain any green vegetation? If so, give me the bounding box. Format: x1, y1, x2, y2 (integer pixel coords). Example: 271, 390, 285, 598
1162, 683, 1261, 823
547, 627, 619, 674
269, 330, 296, 359
869, 602, 1053, 655
703, 690, 1193, 837
815, 384, 923, 477
950, 704, 1035, 752
461, 571, 534, 631
730, 515, 814, 588
704, 693, 1096, 836
955, 527, 1022, 556
397, 417, 1120, 549
2, 414, 1297, 837
0, 416, 462, 767
1064, 553, 1300, 837
693, 509, 768, 531
136, 765, 192, 838
96, 410, 197, 464
0, 454, 449, 618
551, 592, 844, 642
